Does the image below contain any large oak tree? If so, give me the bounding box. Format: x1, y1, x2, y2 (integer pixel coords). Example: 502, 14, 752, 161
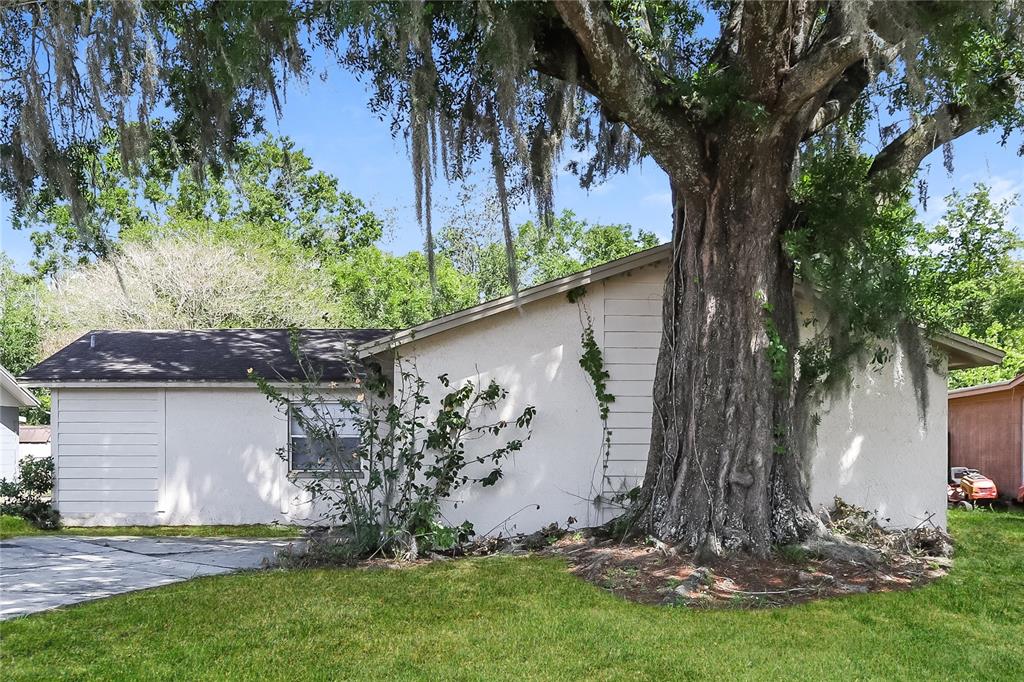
2, 1, 1022, 556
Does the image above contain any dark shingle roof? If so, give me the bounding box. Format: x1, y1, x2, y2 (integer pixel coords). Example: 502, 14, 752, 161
20, 329, 392, 384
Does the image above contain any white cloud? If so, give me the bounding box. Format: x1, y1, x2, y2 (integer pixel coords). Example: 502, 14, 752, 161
642, 191, 672, 206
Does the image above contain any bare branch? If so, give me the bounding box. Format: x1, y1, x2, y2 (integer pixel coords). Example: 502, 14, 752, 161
801, 59, 870, 140
867, 103, 984, 183
551, 1, 703, 185
778, 28, 866, 118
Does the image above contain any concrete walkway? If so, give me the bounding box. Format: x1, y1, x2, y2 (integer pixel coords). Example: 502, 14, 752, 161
0, 535, 302, 619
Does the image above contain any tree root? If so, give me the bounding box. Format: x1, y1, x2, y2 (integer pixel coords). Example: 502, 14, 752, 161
799, 531, 882, 565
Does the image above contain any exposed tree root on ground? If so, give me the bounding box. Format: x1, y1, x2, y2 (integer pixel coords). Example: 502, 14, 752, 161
542, 499, 954, 608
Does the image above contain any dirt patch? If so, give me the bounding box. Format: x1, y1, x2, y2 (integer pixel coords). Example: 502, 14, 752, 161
541, 534, 950, 608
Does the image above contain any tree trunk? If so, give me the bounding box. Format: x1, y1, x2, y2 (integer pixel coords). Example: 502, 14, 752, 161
633, 142, 822, 559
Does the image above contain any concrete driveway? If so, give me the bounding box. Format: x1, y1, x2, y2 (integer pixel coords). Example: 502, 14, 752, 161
0, 535, 302, 619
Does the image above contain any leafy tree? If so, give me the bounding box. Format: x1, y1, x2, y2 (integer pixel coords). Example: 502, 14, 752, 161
0, 256, 43, 375
329, 247, 479, 329
912, 186, 1024, 388
15, 128, 383, 279
518, 210, 660, 285
441, 209, 659, 299
4, 2, 1024, 556
43, 236, 339, 354
0, 256, 49, 423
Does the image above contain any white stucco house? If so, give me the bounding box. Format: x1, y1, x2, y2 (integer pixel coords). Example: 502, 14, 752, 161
1, 364, 40, 481
20, 244, 1002, 531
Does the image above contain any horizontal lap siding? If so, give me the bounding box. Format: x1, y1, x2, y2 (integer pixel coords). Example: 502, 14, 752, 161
55, 389, 164, 515
59, 477, 160, 490
600, 264, 666, 502
55, 500, 158, 514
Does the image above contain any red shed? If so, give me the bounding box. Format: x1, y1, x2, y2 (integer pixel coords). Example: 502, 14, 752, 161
948, 373, 1024, 499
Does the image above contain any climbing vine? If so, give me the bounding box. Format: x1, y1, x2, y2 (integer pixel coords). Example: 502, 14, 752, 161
568, 287, 619, 515
579, 320, 615, 420
756, 292, 790, 387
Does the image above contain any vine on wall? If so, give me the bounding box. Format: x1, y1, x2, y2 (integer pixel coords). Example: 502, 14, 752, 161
568, 286, 617, 511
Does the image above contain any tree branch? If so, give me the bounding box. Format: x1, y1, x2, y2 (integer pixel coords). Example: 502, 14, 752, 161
551, 0, 703, 186
736, 0, 792, 100
531, 20, 603, 103
801, 59, 870, 140
778, 26, 866, 118
868, 103, 984, 183
709, 0, 743, 65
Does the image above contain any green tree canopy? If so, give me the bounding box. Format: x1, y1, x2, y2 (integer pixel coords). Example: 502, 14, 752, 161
440, 207, 660, 300
15, 129, 383, 279
329, 247, 479, 329
0, 255, 43, 375
912, 186, 1024, 387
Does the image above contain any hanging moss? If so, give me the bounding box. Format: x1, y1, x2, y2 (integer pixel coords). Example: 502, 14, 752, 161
897, 321, 932, 423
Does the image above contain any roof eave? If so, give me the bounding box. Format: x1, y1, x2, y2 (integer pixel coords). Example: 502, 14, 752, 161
357, 243, 673, 358
932, 331, 1005, 370
949, 371, 1024, 399
0, 365, 39, 408
19, 379, 360, 389
356, 242, 1004, 373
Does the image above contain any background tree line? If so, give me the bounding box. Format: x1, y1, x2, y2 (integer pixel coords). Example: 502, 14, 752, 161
1, 131, 1021, 422
1, 131, 658, 386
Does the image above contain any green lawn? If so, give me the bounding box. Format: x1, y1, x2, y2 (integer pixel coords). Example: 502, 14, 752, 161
0, 515, 301, 540
2, 510, 1021, 681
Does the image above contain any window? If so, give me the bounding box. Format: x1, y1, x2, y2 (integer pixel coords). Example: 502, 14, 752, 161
289, 402, 361, 474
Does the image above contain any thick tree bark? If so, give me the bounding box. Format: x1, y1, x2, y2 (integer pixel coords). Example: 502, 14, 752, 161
633, 135, 822, 559
546, 0, 989, 558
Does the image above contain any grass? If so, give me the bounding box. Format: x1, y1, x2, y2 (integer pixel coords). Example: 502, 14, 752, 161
0, 515, 300, 540
2, 510, 1021, 681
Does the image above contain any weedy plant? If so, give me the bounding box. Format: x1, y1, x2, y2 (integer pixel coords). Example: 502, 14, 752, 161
254, 338, 535, 562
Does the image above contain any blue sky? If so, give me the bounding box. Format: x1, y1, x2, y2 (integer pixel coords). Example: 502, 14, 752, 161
1, 68, 1022, 273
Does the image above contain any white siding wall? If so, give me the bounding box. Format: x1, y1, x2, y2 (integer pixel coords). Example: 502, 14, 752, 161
811, 351, 948, 528
161, 389, 287, 524
54, 386, 357, 526
394, 292, 606, 535
402, 257, 949, 532
52, 389, 165, 520
18, 443, 50, 459
1, 385, 24, 480
599, 264, 664, 512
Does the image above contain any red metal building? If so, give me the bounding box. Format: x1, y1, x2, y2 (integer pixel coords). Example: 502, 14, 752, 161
948, 374, 1024, 499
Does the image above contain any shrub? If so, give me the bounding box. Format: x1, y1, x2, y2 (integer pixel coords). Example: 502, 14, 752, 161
0, 456, 61, 530
254, 344, 535, 561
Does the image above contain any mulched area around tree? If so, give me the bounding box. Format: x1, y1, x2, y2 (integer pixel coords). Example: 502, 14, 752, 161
536, 499, 955, 608
542, 535, 950, 608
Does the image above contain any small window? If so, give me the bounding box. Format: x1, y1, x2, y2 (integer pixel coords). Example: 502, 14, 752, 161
289, 402, 361, 474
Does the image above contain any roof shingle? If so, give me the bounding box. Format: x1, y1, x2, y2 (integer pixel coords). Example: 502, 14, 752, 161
20, 329, 392, 384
